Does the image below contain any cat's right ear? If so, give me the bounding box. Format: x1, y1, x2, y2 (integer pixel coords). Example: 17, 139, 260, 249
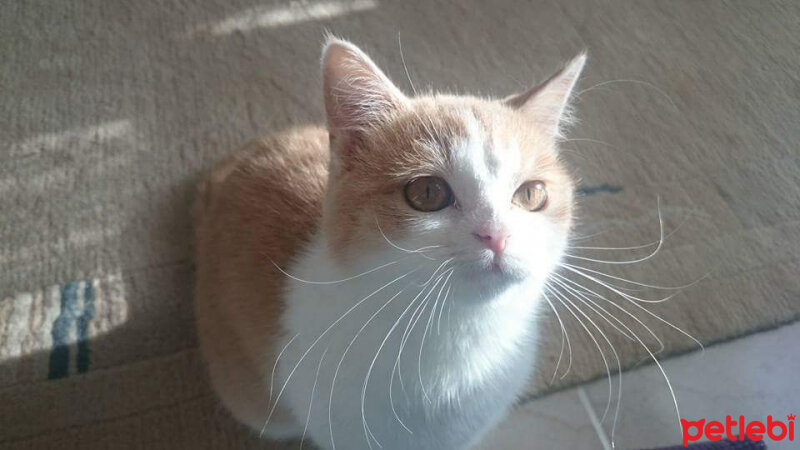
505, 53, 586, 138
322, 38, 407, 136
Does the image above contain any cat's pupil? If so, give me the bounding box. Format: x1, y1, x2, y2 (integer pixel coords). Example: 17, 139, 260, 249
527, 188, 531, 201
403, 176, 453, 212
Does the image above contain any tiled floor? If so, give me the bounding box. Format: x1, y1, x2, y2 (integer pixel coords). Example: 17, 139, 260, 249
478, 321, 800, 449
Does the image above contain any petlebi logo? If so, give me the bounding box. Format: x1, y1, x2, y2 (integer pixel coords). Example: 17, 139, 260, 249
681, 414, 795, 446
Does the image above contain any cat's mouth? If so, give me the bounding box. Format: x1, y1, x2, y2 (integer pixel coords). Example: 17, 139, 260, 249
468, 256, 527, 283
441, 249, 529, 285
487, 261, 516, 278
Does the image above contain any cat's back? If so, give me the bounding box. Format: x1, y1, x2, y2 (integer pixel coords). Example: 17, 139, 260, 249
195, 125, 329, 243
194, 125, 328, 432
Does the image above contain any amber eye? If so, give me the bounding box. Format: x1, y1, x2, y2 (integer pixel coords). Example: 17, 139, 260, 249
404, 176, 454, 212
513, 181, 548, 211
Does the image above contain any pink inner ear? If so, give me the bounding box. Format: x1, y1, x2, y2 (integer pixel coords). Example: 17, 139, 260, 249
505, 78, 550, 110
504, 53, 586, 136
322, 39, 407, 133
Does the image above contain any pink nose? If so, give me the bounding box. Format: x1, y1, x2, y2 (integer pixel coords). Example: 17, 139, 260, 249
473, 231, 508, 256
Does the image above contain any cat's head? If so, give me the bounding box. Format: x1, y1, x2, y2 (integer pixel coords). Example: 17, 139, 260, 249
320, 38, 583, 297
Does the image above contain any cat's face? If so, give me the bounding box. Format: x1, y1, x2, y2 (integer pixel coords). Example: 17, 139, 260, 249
321, 39, 583, 297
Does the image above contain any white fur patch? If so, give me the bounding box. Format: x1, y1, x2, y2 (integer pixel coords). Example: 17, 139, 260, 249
267, 108, 569, 450
274, 238, 543, 450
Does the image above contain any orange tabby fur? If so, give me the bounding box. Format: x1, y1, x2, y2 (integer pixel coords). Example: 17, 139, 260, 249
194, 127, 328, 430
194, 104, 574, 433
194, 39, 584, 445
322, 97, 574, 260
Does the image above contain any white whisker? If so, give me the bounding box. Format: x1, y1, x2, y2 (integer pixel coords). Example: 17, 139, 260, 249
567, 213, 687, 252
375, 216, 440, 260
395, 270, 449, 395
551, 273, 634, 341
560, 272, 678, 446
566, 303, 623, 446
546, 285, 616, 424
425, 269, 453, 340
561, 262, 707, 291
560, 267, 707, 353
566, 199, 665, 265
573, 291, 686, 442
559, 137, 615, 148
418, 269, 454, 403
418, 257, 455, 287
436, 277, 454, 336
270, 258, 403, 285
387, 275, 444, 420
569, 240, 659, 252
363, 269, 448, 448
554, 270, 666, 353
569, 230, 610, 242
577, 79, 679, 112
262, 267, 419, 436
562, 265, 676, 304
550, 281, 624, 441
377, 283, 434, 435
301, 346, 329, 450
329, 288, 407, 450
397, 32, 417, 95
542, 292, 572, 383
269, 332, 300, 406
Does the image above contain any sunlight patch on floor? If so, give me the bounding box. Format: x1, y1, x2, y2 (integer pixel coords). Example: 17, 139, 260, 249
0, 271, 128, 366
9, 120, 132, 158
0, 223, 123, 266
189, 0, 378, 37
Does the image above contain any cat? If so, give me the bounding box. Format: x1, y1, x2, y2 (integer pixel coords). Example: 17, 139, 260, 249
194, 37, 585, 450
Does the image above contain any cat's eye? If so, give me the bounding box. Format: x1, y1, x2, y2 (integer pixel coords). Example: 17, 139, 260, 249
404, 176, 454, 212
513, 181, 548, 211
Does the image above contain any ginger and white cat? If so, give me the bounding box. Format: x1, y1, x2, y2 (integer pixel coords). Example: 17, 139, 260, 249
194, 38, 585, 449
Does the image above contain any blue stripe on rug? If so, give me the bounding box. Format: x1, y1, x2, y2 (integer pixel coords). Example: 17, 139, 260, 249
76, 281, 95, 373
576, 183, 622, 196
48, 281, 79, 380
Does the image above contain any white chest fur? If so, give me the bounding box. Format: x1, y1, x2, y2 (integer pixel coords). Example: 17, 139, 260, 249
271, 238, 545, 450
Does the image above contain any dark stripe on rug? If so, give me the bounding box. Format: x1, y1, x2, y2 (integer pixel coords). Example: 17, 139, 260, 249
48, 281, 79, 380
576, 183, 622, 196
76, 281, 95, 373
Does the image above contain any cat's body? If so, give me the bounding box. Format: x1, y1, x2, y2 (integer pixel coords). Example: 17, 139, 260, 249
278, 226, 542, 450
194, 128, 329, 435
195, 39, 584, 449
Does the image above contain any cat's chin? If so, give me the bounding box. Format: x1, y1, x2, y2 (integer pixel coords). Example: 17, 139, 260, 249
453, 259, 529, 299
470, 256, 528, 280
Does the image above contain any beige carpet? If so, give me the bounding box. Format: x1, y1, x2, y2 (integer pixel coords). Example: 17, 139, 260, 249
2, 0, 799, 448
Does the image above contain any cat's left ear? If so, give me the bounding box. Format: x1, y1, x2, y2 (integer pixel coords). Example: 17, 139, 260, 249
505, 53, 587, 137
322, 37, 408, 135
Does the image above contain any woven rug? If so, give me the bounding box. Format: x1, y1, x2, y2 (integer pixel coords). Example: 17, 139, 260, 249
2, 0, 799, 447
